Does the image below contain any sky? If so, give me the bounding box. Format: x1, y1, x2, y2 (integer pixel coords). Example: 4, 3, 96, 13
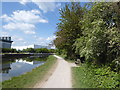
0, 0, 95, 50
1, 1, 66, 50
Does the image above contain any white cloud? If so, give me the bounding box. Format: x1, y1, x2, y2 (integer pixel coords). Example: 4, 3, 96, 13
0, 31, 9, 36
19, 0, 29, 5
1, 14, 13, 22
1, 9, 48, 34
11, 35, 28, 47
32, 35, 56, 46
32, 2, 56, 13
12, 45, 34, 50
12, 35, 24, 41
19, 0, 61, 13
1, 10, 48, 24
34, 35, 56, 42
12, 35, 25, 45
3, 22, 36, 34
33, 36, 47, 45
47, 36, 56, 41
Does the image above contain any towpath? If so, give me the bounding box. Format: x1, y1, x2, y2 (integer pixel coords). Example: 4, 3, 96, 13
34, 55, 77, 88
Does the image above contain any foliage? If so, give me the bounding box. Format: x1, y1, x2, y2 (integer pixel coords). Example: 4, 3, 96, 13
2, 48, 55, 53
54, 2, 120, 70
73, 2, 120, 69
72, 64, 120, 88
54, 2, 84, 60
23, 48, 55, 53
2, 48, 18, 53
22, 48, 35, 53
54, 2, 120, 88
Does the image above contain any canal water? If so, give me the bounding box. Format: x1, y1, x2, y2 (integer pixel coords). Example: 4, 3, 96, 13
0, 55, 47, 82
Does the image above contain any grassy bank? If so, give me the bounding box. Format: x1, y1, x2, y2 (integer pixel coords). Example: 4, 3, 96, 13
72, 64, 120, 88
2, 55, 57, 88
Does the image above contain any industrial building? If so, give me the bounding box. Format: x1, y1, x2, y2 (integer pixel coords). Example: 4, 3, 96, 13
34, 43, 55, 49
34, 44, 51, 49
0, 37, 13, 48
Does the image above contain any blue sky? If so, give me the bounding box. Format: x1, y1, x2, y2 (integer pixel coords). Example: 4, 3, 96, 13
1, 0, 86, 50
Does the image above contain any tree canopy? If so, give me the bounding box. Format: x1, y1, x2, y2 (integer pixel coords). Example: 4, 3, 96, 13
54, 2, 120, 71
54, 2, 84, 60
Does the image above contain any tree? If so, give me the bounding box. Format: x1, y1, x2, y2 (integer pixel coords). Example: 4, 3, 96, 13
74, 2, 120, 67
54, 2, 84, 60
22, 48, 35, 53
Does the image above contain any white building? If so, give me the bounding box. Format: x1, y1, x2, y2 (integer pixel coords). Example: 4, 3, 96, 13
34, 44, 51, 49
0, 37, 13, 48
12, 44, 55, 50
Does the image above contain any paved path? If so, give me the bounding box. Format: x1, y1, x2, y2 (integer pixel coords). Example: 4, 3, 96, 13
41, 55, 72, 88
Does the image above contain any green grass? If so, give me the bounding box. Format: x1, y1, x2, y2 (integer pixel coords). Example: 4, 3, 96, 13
72, 64, 120, 88
2, 55, 57, 88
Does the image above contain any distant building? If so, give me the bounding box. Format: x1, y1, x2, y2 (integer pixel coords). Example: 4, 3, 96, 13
34, 44, 54, 49
34, 44, 47, 49
0, 37, 13, 48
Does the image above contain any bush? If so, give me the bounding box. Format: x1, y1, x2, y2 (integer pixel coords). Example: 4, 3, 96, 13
72, 64, 120, 88
2, 48, 18, 53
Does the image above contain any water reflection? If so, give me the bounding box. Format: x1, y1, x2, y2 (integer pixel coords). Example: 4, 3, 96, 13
1, 56, 47, 82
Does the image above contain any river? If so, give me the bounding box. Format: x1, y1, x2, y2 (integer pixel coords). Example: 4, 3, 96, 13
0, 55, 48, 82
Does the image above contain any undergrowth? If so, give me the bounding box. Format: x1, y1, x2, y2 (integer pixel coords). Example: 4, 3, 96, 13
72, 64, 120, 88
